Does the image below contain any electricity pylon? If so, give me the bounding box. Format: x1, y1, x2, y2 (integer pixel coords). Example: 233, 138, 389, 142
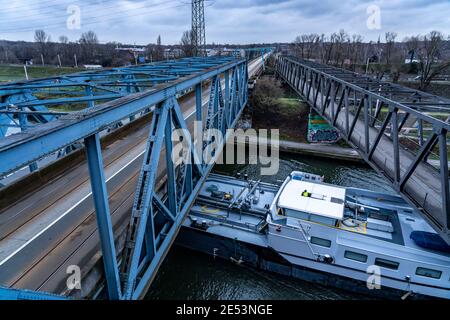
191, 0, 206, 56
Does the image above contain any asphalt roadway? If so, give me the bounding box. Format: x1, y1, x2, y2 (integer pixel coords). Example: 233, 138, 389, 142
0, 57, 265, 297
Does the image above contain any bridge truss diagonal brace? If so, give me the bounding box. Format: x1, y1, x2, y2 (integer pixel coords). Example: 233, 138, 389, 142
122, 100, 170, 299
84, 133, 122, 300
0, 58, 245, 179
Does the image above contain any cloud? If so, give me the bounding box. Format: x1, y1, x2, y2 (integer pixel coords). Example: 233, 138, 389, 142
0, 0, 449, 44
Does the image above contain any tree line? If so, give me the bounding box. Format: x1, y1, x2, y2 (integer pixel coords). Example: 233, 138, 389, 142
0, 29, 204, 68
0, 27, 278, 71
291, 30, 450, 90
0, 30, 130, 67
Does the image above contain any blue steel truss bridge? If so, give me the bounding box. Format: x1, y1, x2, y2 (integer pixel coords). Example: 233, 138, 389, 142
0, 52, 269, 300
0, 50, 448, 300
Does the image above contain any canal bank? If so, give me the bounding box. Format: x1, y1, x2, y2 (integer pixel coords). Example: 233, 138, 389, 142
244, 73, 361, 163
230, 135, 363, 163
278, 140, 362, 162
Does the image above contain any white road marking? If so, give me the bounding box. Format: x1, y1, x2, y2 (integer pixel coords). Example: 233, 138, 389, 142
0, 109, 199, 266
0, 150, 145, 266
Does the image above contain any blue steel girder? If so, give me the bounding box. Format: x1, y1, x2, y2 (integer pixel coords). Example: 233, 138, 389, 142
0, 57, 238, 132
205, 75, 219, 133
121, 60, 248, 299
0, 113, 16, 137
0, 57, 248, 300
3, 92, 54, 123
84, 133, 122, 300
0, 58, 245, 178
276, 55, 450, 244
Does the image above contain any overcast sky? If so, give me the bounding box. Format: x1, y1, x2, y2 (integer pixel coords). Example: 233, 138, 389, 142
1, 0, 449, 45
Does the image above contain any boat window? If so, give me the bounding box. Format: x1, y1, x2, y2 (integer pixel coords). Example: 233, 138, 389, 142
284, 209, 337, 227
285, 209, 309, 220
310, 236, 332, 248
416, 267, 442, 279
309, 214, 337, 227
375, 258, 399, 270
344, 250, 368, 263
330, 197, 344, 205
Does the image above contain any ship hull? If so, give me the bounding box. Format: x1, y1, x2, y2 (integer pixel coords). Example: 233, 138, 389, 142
175, 226, 432, 300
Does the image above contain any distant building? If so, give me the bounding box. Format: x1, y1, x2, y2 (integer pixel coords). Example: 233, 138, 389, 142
206, 49, 218, 57
18, 58, 33, 65
163, 48, 183, 59
83, 64, 103, 70
405, 58, 420, 64
115, 47, 145, 53
279, 44, 290, 55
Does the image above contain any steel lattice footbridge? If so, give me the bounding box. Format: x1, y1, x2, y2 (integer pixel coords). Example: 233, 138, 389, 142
276, 56, 450, 245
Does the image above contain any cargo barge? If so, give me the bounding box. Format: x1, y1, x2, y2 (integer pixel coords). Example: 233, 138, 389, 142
176, 172, 450, 299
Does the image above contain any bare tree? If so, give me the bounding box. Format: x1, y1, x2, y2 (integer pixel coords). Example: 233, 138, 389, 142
34, 29, 50, 43
323, 34, 335, 64
404, 35, 419, 63
55, 35, 69, 66
416, 31, 450, 90
321, 30, 349, 66
384, 32, 398, 65
59, 35, 69, 44
348, 34, 364, 69
79, 31, 99, 63
80, 31, 98, 44
180, 30, 194, 57
306, 34, 319, 59
361, 40, 373, 68
293, 34, 318, 60
34, 29, 51, 59
293, 35, 306, 58
155, 35, 164, 60
317, 34, 326, 63
0, 45, 14, 64
334, 29, 349, 67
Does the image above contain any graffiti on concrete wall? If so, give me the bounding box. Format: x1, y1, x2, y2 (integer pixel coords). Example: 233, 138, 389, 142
307, 111, 340, 143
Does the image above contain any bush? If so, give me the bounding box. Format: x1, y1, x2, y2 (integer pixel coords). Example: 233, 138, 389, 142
251, 78, 283, 112
407, 62, 419, 74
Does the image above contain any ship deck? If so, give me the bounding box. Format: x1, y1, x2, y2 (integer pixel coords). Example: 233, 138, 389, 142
188, 173, 449, 259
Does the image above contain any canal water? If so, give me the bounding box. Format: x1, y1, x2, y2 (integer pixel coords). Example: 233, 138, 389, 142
146, 153, 394, 300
